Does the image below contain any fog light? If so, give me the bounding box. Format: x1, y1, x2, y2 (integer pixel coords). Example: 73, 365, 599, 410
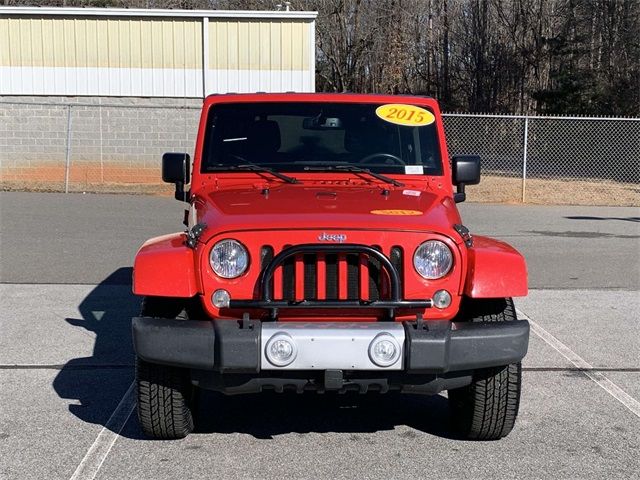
433, 289, 452, 309
211, 289, 230, 308
368, 333, 401, 367
265, 334, 297, 367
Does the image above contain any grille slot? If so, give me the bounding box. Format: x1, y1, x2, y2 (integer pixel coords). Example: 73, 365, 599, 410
303, 254, 316, 299
368, 246, 382, 301
325, 254, 338, 300
260, 246, 274, 296
390, 246, 403, 298
282, 244, 295, 300
347, 254, 360, 299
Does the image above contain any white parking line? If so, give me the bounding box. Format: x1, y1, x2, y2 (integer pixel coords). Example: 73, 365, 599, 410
69, 382, 136, 480
63, 308, 637, 480
518, 308, 640, 418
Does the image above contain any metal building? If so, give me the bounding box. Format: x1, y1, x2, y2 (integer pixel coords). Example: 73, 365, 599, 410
0, 7, 317, 97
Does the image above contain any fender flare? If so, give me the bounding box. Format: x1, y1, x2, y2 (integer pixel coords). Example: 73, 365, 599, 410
464, 235, 528, 298
133, 233, 200, 298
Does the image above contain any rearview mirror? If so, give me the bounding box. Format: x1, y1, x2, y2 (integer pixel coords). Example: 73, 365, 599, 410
451, 155, 481, 203
302, 116, 343, 130
162, 152, 191, 201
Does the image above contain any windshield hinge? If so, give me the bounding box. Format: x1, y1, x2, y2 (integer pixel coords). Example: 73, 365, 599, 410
453, 224, 473, 247
185, 222, 207, 249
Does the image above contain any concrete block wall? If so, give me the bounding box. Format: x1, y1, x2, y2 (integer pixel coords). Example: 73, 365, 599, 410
3, 97, 638, 205
0, 96, 201, 192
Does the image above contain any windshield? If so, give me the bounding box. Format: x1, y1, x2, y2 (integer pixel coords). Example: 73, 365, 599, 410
201, 102, 443, 176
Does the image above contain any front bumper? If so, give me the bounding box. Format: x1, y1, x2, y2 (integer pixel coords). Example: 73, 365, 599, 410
132, 317, 529, 375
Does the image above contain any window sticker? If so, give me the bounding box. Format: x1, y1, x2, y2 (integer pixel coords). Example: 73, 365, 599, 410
370, 209, 423, 216
375, 104, 436, 127
404, 165, 424, 175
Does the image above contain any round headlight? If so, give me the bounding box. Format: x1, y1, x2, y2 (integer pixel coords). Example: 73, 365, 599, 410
413, 240, 453, 279
210, 239, 249, 278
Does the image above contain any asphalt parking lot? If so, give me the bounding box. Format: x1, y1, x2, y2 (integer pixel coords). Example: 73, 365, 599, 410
0, 192, 639, 480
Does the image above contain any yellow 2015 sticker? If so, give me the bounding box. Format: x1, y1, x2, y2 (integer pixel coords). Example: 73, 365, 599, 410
371, 209, 423, 216
375, 104, 435, 127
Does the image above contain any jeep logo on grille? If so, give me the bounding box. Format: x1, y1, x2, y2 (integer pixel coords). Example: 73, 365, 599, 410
318, 232, 347, 243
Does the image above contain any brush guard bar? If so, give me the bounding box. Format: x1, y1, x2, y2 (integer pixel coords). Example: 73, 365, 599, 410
228, 244, 432, 319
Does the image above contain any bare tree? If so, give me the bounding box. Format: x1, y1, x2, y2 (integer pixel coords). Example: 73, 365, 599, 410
6, 0, 639, 114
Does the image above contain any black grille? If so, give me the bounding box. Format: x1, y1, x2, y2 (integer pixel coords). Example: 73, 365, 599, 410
260, 246, 274, 296
325, 254, 338, 300
303, 254, 316, 299
347, 254, 359, 299
260, 245, 402, 302
390, 246, 403, 297
368, 245, 382, 301
282, 259, 295, 300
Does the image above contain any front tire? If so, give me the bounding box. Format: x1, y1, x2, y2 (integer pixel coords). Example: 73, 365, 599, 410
135, 296, 195, 439
448, 298, 522, 440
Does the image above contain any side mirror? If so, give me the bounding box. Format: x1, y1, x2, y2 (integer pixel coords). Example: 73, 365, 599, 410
162, 152, 191, 201
451, 155, 481, 203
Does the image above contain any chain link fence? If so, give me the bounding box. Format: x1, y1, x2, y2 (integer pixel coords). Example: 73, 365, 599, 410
1, 102, 638, 205
0, 101, 199, 195
444, 113, 640, 205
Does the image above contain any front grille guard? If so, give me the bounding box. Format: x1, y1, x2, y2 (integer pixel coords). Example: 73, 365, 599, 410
228, 244, 432, 319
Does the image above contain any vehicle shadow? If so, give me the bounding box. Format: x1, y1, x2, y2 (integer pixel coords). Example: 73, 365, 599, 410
193, 390, 458, 440
54, 267, 460, 441
52, 267, 139, 436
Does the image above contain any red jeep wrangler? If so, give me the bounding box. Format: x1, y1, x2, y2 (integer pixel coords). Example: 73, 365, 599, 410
132, 93, 529, 440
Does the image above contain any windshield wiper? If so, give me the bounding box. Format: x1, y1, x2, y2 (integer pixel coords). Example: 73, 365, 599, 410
333, 165, 404, 187
222, 164, 300, 184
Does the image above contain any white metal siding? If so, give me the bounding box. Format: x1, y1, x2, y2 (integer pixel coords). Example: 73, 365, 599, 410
207, 19, 313, 94
0, 7, 316, 97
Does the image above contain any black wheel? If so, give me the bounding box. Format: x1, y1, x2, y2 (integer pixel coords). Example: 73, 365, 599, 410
448, 298, 522, 440
136, 296, 196, 439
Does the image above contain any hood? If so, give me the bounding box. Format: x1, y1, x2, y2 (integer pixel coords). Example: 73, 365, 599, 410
195, 182, 461, 242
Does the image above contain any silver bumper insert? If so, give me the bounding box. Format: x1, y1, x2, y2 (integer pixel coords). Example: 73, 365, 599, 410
261, 322, 405, 371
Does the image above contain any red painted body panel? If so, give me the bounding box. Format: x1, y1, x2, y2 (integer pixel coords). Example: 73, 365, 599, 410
133, 233, 200, 298
133, 93, 528, 320
464, 235, 528, 298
